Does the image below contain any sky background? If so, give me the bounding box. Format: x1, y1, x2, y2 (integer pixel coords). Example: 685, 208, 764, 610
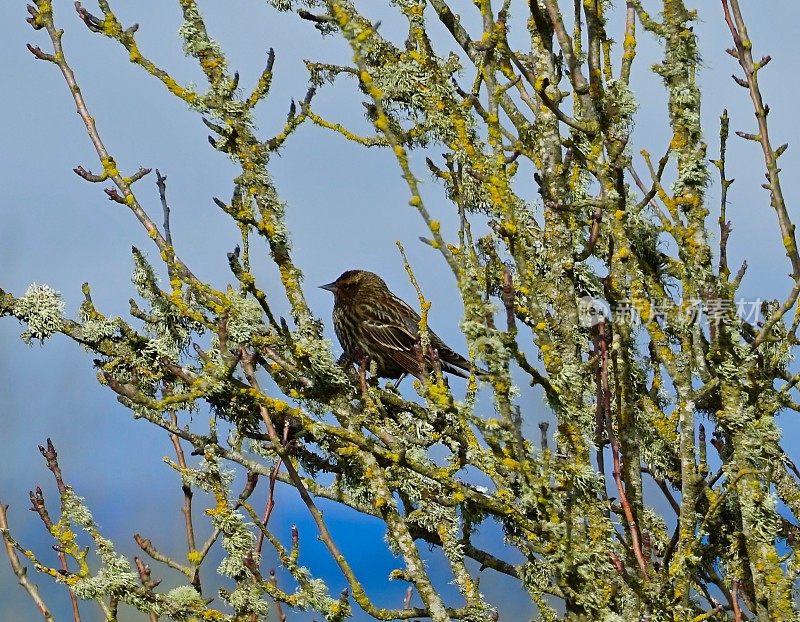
2, 1, 800, 620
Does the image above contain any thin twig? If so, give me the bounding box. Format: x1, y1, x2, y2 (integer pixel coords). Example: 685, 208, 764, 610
752, 279, 800, 349
721, 0, 800, 278
596, 321, 650, 580
156, 170, 173, 248
715, 110, 733, 278
29, 487, 82, 620
26, 1, 212, 297
0, 504, 55, 621
269, 569, 288, 622
255, 432, 286, 556
167, 408, 199, 592
134, 534, 192, 577
133, 557, 160, 622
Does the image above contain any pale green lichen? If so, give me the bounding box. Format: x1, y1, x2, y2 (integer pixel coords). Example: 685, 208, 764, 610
164, 585, 206, 610
72, 544, 139, 601
13, 283, 65, 344
79, 317, 120, 345
60, 490, 147, 606
131, 249, 200, 358
293, 576, 340, 612
603, 79, 638, 149
369, 52, 466, 147
60, 487, 95, 530
215, 512, 255, 578
293, 321, 351, 391
226, 294, 265, 344
271, 0, 327, 12
223, 580, 271, 617
179, 458, 237, 492
177, 4, 224, 65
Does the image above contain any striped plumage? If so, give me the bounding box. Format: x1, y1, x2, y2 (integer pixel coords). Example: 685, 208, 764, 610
320, 270, 476, 380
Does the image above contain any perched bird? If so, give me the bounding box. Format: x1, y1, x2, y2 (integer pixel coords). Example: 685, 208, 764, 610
320, 269, 478, 380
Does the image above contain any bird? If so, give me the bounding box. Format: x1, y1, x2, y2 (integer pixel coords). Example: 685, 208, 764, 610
320, 269, 479, 380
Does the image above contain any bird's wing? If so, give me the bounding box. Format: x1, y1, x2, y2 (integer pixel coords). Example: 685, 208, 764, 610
360, 297, 472, 378
389, 299, 471, 377
358, 298, 426, 377
358, 297, 418, 343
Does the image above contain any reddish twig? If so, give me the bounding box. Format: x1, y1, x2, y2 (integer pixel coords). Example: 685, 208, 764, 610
731, 580, 742, 622
576, 206, 603, 261
133, 557, 160, 622
34, 441, 82, 619
255, 422, 289, 556
596, 322, 650, 581
28, 487, 54, 529
73, 165, 107, 182
269, 569, 287, 622
26, 43, 55, 62
716, 110, 733, 278
239, 348, 391, 617
236, 472, 260, 508
133, 556, 161, 590
609, 551, 625, 576
167, 407, 200, 593
38, 439, 67, 497
500, 268, 515, 332
593, 324, 609, 491
128, 167, 151, 183
104, 187, 127, 204
358, 356, 371, 396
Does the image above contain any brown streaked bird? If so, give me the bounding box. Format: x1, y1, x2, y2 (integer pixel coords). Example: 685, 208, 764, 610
320, 269, 478, 380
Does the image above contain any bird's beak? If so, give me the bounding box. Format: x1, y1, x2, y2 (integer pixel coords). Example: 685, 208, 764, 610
319, 282, 337, 293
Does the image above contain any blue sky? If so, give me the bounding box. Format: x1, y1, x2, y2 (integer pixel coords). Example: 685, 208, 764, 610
2, 1, 800, 619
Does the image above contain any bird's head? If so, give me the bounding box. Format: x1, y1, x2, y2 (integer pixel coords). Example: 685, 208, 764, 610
319, 270, 387, 301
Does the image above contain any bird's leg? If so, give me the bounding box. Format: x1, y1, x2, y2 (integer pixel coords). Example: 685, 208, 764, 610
428, 345, 443, 381
281, 419, 294, 448
413, 343, 428, 378
357, 355, 371, 397
389, 374, 408, 391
